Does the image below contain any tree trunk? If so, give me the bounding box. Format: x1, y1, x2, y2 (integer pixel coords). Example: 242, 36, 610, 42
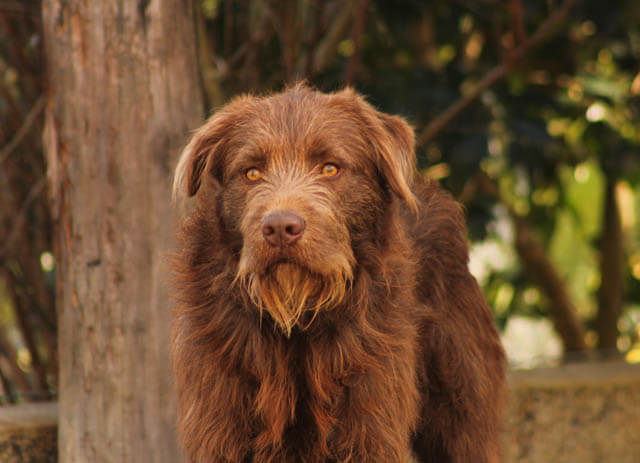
42, 2, 204, 462
595, 174, 624, 353
465, 173, 589, 356
513, 216, 588, 355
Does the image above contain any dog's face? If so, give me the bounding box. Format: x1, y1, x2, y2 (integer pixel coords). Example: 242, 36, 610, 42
174, 86, 416, 335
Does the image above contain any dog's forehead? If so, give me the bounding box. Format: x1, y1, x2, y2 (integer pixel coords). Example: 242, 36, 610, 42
230, 91, 370, 165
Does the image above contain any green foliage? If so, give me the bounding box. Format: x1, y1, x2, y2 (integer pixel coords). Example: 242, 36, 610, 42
193, 0, 640, 360
2, 1, 640, 386
355, 0, 640, 358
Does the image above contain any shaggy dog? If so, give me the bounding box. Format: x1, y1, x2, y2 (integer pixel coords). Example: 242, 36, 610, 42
171, 84, 505, 463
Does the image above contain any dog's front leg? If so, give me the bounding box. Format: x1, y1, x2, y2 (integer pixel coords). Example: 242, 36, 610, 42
329, 354, 419, 463
176, 368, 255, 463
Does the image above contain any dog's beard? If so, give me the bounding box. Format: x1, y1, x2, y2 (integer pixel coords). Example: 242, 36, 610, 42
239, 262, 348, 336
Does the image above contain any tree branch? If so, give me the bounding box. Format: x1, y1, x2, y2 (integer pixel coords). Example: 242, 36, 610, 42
311, 2, 353, 76
301, 0, 327, 79
417, 0, 579, 146
508, 0, 528, 44
0, 95, 46, 166
0, 1, 40, 17
513, 215, 588, 354
344, 0, 369, 86
595, 173, 624, 353
0, 177, 46, 260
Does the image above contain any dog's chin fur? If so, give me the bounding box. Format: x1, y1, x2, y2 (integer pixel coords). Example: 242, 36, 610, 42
238, 262, 350, 336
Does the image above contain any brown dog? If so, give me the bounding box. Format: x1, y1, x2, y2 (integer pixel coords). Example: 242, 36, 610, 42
171, 84, 505, 463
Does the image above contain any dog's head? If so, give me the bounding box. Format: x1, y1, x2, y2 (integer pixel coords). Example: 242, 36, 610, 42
174, 84, 416, 335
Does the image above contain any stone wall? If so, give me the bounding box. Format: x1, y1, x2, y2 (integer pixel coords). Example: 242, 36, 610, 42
504, 361, 640, 462
0, 401, 57, 463
0, 362, 638, 462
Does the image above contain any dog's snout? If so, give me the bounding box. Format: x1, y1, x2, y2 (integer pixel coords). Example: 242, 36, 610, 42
262, 211, 306, 247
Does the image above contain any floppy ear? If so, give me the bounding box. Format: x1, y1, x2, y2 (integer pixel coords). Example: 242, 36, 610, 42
371, 110, 418, 212
340, 89, 418, 212
173, 118, 225, 199
173, 96, 251, 199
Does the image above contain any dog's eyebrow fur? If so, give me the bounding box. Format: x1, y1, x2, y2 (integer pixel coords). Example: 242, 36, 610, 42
174, 84, 415, 205
227, 149, 268, 174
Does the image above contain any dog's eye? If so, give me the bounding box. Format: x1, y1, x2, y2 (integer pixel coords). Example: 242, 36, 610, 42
245, 168, 263, 181
321, 163, 340, 177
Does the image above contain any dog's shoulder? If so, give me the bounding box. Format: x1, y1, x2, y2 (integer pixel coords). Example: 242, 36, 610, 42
403, 180, 471, 286
408, 180, 467, 248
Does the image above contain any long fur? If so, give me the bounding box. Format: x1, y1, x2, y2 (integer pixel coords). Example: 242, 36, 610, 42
171, 84, 506, 463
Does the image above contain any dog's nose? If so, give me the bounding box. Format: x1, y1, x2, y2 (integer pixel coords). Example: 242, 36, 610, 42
262, 211, 306, 247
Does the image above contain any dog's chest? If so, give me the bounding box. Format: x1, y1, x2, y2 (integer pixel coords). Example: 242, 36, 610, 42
254, 332, 350, 450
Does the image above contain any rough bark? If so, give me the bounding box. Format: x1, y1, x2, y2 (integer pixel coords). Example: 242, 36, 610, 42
595, 174, 624, 353
42, 1, 204, 462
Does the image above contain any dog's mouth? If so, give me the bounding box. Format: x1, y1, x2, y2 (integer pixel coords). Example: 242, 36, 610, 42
236, 261, 349, 336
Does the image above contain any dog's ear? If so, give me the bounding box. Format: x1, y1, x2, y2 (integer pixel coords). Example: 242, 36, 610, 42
372, 111, 418, 212
173, 116, 227, 199
173, 97, 251, 199
336, 89, 418, 212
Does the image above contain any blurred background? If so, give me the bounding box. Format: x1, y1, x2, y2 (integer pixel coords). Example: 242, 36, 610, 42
0, 0, 639, 404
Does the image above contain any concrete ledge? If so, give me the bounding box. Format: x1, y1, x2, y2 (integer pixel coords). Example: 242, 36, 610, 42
504, 361, 640, 463
0, 402, 57, 463
508, 359, 640, 389
0, 363, 638, 463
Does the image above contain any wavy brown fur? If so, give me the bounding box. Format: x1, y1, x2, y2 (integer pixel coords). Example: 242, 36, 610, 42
171, 84, 506, 462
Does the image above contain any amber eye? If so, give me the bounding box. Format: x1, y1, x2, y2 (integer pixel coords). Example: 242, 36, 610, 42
321, 163, 340, 177
245, 168, 262, 181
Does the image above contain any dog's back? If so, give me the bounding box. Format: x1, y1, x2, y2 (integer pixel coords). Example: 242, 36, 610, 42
405, 182, 506, 461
